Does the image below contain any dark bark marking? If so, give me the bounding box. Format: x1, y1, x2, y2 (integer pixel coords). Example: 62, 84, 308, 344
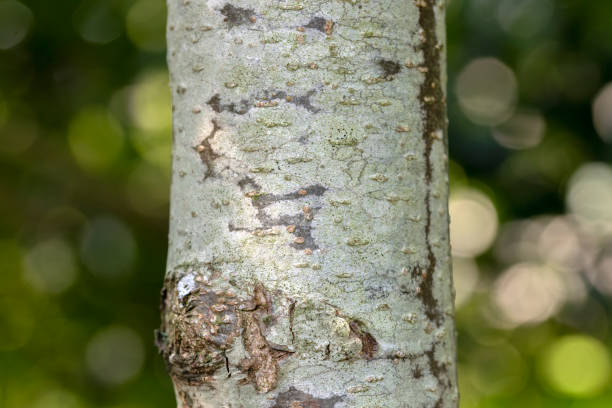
425, 344, 453, 408
305, 17, 334, 35
271, 387, 344, 408
288, 300, 296, 344
193, 119, 221, 179
349, 320, 378, 359
208, 90, 321, 115
238, 176, 262, 191
219, 4, 255, 28
378, 59, 401, 79
417, 0, 446, 327
207, 94, 251, 115
230, 185, 328, 250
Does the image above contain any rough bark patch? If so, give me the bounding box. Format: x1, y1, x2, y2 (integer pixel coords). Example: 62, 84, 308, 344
156, 271, 241, 386
271, 387, 344, 408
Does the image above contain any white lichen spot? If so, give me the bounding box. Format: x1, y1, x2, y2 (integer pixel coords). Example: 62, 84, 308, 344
177, 274, 195, 300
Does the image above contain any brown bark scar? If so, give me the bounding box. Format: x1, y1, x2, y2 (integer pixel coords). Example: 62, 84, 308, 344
240, 284, 292, 393
194, 119, 221, 179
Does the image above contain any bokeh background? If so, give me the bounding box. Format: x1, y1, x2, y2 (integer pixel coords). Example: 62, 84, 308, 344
1, 0, 612, 406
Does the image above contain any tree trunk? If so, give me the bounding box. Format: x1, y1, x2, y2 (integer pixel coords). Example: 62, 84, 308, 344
158, 0, 458, 407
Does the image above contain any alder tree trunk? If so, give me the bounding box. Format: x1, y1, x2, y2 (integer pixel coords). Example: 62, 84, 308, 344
157, 0, 458, 407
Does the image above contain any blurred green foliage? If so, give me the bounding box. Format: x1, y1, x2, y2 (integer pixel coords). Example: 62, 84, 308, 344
1, 0, 611, 407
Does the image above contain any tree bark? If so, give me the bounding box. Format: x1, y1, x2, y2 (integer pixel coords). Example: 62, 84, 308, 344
158, 0, 458, 407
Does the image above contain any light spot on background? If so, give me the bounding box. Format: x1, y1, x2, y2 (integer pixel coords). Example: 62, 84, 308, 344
494, 218, 546, 265
493, 110, 546, 150
80, 216, 137, 278
566, 162, 612, 224
592, 83, 612, 143
496, 0, 553, 39
85, 326, 144, 385
452, 257, 479, 307
540, 335, 610, 398
449, 188, 498, 257
23, 238, 78, 294
68, 106, 125, 173
456, 58, 518, 126
0, 1, 33, 50
129, 70, 172, 170
537, 216, 591, 272
34, 389, 84, 408
494, 263, 565, 326
73, 1, 122, 45
126, 0, 166, 52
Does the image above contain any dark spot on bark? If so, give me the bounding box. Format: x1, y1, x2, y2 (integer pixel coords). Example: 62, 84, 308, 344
207, 93, 250, 114
219, 4, 255, 27
238, 176, 262, 192
229, 185, 327, 250
379, 59, 401, 79
271, 387, 344, 408
413, 366, 423, 379
349, 320, 378, 359
305, 17, 334, 35
194, 119, 221, 179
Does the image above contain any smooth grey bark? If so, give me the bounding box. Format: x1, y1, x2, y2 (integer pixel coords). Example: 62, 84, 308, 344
157, 0, 458, 407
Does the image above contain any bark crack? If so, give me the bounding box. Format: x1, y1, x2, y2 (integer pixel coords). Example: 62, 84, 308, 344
417, 0, 445, 327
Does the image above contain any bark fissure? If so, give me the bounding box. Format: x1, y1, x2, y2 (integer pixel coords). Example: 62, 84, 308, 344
417, 0, 445, 327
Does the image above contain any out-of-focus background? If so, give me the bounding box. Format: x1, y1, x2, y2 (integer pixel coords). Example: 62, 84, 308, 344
1, 0, 611, 406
